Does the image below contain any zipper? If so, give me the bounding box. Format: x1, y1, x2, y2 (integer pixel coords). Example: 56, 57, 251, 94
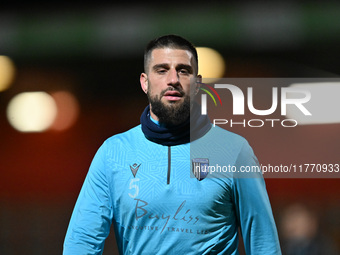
167, 146, 171, 184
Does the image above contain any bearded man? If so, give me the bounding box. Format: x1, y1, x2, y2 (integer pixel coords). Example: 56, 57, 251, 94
64, 35, 281, 255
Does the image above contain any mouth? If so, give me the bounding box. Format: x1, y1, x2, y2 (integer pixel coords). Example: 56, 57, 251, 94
162, 90, 183, 101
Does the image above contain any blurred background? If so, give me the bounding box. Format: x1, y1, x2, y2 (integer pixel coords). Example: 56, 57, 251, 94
0, 1, 339, 254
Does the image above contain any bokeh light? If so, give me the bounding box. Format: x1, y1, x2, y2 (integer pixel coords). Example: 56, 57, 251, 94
6, 92, 57, 132
196, 47, 226, 78
50, 91, 80, 131
0, 55, 16, 92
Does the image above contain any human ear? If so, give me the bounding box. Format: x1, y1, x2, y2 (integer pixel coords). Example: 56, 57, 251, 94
195, 74, 202, 94
140, 73, 148, 94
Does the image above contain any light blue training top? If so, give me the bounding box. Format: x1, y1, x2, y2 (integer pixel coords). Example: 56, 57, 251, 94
63, 124, 281, 255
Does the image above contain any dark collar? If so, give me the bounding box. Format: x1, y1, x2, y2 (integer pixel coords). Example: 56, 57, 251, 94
140, 103, 211, 146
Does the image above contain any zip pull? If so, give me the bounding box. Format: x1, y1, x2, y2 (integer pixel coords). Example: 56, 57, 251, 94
167, 146, 171, 185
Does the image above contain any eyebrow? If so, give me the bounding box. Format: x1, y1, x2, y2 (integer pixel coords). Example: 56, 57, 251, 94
152, 63, 170, 71
152, 63, 194, 73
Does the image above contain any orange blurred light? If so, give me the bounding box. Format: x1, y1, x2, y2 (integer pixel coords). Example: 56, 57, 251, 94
196, 47, 226, 79
50, 91, 80, 131
0, 55, 16, 92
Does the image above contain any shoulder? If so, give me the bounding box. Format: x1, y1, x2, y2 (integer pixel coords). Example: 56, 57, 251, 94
91, 125, 146, 156
207, 125, 248, 143
199, 125, 252, 156
104, 125, 143, 146
192, 126, 257, 178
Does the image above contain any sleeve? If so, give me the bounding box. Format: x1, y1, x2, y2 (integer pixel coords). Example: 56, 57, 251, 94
232, 142, 281, 255
63, 141, 114, 255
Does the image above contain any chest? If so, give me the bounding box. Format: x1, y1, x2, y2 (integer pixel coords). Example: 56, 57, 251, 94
107, 144, 235, 230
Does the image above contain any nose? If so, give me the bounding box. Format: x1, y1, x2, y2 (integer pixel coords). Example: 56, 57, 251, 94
167, 68, 180, 86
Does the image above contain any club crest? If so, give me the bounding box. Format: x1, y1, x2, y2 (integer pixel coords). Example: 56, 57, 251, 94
192, 158, 209, 181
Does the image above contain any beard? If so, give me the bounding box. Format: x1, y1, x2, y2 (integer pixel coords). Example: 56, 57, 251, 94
147, 88, 191, 126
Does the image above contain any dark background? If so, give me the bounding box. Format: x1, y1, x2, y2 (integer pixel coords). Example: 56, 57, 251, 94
0, 1, 339, 254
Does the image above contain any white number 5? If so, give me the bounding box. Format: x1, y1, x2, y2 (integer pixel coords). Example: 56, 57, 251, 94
128, 178, 140, 198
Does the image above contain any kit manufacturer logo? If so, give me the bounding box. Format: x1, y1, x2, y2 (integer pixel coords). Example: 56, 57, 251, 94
130, 163, 141, 178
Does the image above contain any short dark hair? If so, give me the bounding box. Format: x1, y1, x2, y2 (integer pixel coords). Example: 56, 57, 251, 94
144, 34, 198, 74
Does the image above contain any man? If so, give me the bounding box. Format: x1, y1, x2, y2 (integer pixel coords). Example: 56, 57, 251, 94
64, 35, 281, 254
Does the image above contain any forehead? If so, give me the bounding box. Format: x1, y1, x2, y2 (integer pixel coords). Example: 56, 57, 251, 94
150, 48, 194, 66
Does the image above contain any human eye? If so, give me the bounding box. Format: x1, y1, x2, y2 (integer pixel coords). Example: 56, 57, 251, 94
156, 68, 167, 74
179, 69, 190, 75
177, 65, 193, 76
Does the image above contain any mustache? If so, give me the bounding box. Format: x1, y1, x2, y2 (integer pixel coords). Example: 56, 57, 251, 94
160, 87, 185, 97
